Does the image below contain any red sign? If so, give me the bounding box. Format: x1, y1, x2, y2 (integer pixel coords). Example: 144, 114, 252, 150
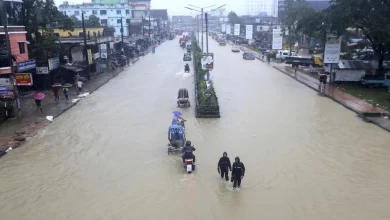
15, 73, 33, 86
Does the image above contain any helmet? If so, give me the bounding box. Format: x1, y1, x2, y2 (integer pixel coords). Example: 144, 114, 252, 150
186, 140, 191, 146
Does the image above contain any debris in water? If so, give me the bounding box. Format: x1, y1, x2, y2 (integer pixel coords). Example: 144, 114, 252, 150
46, 116, 53, 122
5, 147, 12, 152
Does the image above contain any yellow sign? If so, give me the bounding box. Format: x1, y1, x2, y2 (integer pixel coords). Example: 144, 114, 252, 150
87, 49, 93, 64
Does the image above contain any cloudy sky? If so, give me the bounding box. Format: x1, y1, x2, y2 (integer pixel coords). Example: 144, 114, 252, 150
54, 0, 275, 16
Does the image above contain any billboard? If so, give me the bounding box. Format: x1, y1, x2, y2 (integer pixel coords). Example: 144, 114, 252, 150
234, 24, 240, 36
324, 34, 341, 63
245, 25, 253, 40
272, 30, 283, 50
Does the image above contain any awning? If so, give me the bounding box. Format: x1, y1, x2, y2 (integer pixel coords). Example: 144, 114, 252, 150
17, 41, 30, 44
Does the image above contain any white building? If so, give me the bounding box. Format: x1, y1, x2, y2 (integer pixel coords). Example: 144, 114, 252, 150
59, 1, 132, 37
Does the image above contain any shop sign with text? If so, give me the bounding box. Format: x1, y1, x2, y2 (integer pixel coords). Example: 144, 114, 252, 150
15, 73, 33, 86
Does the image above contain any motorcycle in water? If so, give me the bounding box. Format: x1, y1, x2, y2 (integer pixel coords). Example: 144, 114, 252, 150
183, 145, 196, 173
184, 65, 190, 73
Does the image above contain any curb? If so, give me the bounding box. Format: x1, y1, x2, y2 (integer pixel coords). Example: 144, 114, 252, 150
273, 66, 390, 132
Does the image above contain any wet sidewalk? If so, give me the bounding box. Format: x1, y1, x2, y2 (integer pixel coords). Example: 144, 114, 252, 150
274, 64, 390, 131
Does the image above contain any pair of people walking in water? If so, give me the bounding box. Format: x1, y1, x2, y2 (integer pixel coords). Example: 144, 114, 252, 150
218, 152, 246, 190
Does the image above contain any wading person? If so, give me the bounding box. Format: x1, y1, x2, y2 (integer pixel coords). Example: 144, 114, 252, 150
53, 87, 59, 103
63, 87, 69, 103
231, 157, 245, 190
77, 80, 83, 93
218, 152, 231, 181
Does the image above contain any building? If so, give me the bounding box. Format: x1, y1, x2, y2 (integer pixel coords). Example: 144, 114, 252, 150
150, 9, 169, 37
278, 0, 331, 21
59, 0, 132, 37
128, 0, 151, 36
0, 0, 30, 76
171, 16, 195, 29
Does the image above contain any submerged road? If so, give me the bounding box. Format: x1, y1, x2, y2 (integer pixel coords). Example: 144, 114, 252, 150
1, 36, 390, 220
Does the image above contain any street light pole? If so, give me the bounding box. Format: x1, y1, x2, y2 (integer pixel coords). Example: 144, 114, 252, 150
148, 12, 151, 38
205, 12, 209, 53
120, 16, 124, 51
81, 12, 90, 80
201, 8, 204, 52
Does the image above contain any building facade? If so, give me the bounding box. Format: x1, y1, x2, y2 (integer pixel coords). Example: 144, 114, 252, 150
59, 1, 132, 37
171, 16, 195, 29
0, 0, 29, 75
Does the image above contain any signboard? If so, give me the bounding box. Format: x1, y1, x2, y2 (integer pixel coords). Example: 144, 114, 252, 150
100, 44, 108, 58
15, 73, 33, 86
48, 57, 60, 71
36, 67, 49, 74
201, 53, 214, 70
246, 25, 253, 40
17, 60, 36, 72
221, 24, 226, 32
324, 34, 342, 63
272, 30, 283, 50
234, 24, 240, 36
226, 25, 231, 35
88, 49, 93, 64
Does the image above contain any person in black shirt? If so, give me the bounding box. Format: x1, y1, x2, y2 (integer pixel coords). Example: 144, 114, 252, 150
231, 157, 245, 189
218, 152, 232, 181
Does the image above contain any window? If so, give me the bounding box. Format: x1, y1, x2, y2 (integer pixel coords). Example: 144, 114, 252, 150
101, 19, 107, 25
116, 10, 121, 15
126, 19, 130, 24
100, 10, 107, 15
126, 10, 130, 14
74, 11, 79, 16
92, 10, 98, 15
18, 42, 25, 54
63, 11, 67, 16
117, 19, 121, 24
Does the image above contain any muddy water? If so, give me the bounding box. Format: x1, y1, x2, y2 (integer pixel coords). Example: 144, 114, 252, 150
1, 37, 390, 220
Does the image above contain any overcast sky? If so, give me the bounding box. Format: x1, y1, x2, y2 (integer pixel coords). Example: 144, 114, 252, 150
54, 0, 275, 16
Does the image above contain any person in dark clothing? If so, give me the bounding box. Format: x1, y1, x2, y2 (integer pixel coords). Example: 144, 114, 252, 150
218, 152, 232, 181
182, 140, 196, 163
231, 157, 245, 189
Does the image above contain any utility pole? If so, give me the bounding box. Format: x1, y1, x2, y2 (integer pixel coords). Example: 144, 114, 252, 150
148, 12, 151, 38
120, 16, 124, 51
0, 0, 20, 117
205, 13, 209, 53
201, 8, 204, 52
196, 15, 199, 44
81, 12, 90, 79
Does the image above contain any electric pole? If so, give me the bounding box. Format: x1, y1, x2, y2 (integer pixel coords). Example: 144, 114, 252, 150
120, 16, 124, 51
0, 0, 20, 117
201, 8, 204, 52
148, 12, 151, 38
205, 12, 209, 53
82, 12, 90, 79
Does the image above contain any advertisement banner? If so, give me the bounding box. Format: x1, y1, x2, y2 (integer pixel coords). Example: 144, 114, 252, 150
272, 30, 283, 50
226, 25, 231, 35
48, 57, 60, 71
234, 24, 240, 36
221, 24, 226, 32
17, 60, 36, 72
201, 53, 214, 70
245, 25, 253, 40
36, 67, 49, 74
324, 34, 342, 63
100, 44, 108, 58
15, 73, 33, 86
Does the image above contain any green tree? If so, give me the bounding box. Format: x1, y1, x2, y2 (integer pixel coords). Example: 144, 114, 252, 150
227, 11, 241, 25
22, 0, 74, 65
69, 15, 82, 27
87, 15, 100, 27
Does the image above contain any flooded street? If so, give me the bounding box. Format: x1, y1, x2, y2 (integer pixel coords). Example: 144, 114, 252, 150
1, 37, 390, 220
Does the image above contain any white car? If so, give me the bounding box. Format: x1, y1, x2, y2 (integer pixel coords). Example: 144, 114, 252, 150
232, 46, 240, 52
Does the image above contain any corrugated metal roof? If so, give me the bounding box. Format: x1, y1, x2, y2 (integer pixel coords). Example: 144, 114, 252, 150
335, 60, 377, 69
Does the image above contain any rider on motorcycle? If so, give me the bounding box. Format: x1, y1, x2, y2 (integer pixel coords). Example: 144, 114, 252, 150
182, 140, 196, 163
184, 63, 190, 72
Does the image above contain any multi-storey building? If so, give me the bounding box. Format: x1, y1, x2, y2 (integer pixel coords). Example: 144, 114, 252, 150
59, 0, 132, 37
0, 0, 30, 76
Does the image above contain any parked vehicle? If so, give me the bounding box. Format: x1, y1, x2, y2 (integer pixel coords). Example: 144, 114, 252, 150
285, 55, 323, 67
219, 40, 226, 46
243, 52, 255, 60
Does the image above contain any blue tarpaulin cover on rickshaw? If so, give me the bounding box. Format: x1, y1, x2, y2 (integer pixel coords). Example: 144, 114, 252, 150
168, 125, 185, 140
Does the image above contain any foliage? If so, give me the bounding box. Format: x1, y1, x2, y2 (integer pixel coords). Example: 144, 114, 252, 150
227, 11, 246, 35
87, 15, 101, 27
283, 0, 316, 49
22, 0, 75, 65
294, 0, 390, 69
191, 38, 218, 106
